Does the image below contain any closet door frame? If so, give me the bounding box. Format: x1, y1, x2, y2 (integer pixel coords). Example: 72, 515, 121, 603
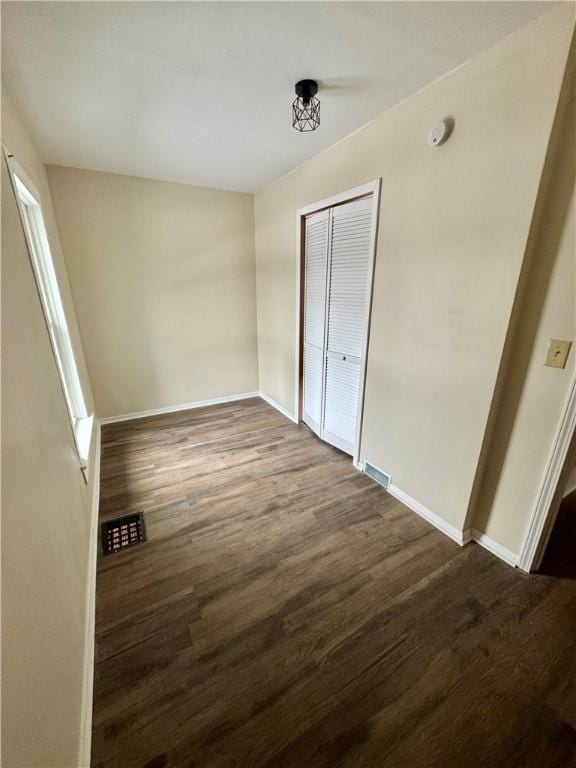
295, 178, 382, 468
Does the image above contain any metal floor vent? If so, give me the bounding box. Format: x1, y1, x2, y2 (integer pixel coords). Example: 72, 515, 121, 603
101, 512, 147, 556
364, 462, 391, 489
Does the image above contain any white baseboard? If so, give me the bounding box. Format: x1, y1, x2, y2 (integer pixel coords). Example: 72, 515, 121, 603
99, 392, 260, 424
259, 392, 298, 423
471, 529, 519, 567
79, 421, 101, 767
368, 473, 516, 567
387, 483, 469, 546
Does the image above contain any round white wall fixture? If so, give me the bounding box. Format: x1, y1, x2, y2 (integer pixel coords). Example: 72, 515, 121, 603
427, 120, 449, 147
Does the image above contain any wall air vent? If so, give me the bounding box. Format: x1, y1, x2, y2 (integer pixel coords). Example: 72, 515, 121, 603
364, 462, 391, 489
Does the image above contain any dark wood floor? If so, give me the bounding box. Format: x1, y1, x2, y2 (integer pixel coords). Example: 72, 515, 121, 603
92, 397, 576, 768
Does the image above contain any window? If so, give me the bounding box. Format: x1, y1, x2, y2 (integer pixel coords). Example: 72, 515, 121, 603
8, 156, 94, 468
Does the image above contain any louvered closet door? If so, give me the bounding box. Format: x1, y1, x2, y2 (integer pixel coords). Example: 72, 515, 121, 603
302, 209, 329, 436
322, 196, 373, 455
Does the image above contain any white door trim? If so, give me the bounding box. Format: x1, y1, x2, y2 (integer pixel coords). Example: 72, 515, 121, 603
294, 178, 382, 467
518, 370, 576, 572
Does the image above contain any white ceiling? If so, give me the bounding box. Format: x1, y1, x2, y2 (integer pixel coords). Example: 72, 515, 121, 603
2, 2, 552, 192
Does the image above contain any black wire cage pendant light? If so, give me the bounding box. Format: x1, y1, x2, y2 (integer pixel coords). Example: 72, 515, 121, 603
292, 79, 320, 132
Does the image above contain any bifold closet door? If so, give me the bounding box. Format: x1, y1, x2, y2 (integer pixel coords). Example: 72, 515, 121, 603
322, 196, 373, 455
302, 209, 329, 436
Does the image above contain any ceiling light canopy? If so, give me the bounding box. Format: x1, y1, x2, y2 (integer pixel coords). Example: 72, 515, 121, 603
292, 79, 320, 132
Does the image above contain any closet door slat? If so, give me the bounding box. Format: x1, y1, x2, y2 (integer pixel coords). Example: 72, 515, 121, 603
322, 196, 373, 455
326, 197, 373, 359
302, 209, 329, 435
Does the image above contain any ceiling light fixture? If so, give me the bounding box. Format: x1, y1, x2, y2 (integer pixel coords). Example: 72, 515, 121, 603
292, 79, 320, 132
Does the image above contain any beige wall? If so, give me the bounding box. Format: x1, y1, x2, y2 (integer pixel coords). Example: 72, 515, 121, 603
254, 6, 575, 539
2, 87, 99, 766
47, 166, 258, 419
470, 40, 576, 554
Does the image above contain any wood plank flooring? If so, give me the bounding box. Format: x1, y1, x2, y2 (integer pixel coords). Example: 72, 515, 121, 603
92, 397, 576, 768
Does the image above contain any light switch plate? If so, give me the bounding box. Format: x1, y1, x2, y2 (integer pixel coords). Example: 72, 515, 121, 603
545, 339, 572, 369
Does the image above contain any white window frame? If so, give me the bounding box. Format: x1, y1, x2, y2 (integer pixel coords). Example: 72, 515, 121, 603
6, 153, 94, 469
